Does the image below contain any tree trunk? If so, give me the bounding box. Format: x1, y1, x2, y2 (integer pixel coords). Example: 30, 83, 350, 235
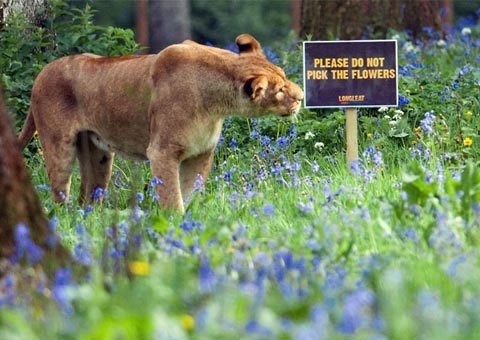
300, 0, 442, 40
0, 86, 69, 273
443, 0, 453, 28
292, 0, 302, 35
135, 0, 149, 53
1, 0, 50, 27
148, 0, 191, 53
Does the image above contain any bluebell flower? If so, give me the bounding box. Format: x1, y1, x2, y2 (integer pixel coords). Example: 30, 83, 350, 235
297, 201, 314, 213
288, 125, 298, 138
323, 266, 347, 291
459, 64, 470, 76
338, 288, 375, 334
84, 205, 93, 215
199, 257, 217, 292
14, 223, 44, 264
349, 160, 362, 176
446, 253, 467, 278
58, 191, 67, 202
180, 214, 203, 232
91, 187, 104, 203
150, 176, 163, 187
217, 133, 224, 146
229, 138, 238, 148
263, 203, 275, 216
73, 243, 92, 265
245, 319, 273, 337
131, 206, 145, 222
419, 111, 436, 134
270, 163, 283, 176
276, 136, 289, 149
398, 95, 410, 107
260, 135, 271, 147
52, 268, 74, 316
405, 228, 419, 242
193, 174, 205, 192
310, 305, 329, 328
0, 275, 16, 306
223, 169, 233, 182
263, 47, 279, 63
250, 130, 260, 139
136, 192, 144, 202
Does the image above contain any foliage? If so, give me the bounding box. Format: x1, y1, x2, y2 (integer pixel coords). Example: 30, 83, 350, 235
191, 0, 292, 46
0, 0, 140, 127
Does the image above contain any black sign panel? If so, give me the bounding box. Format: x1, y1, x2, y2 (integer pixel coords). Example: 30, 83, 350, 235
303, 40, 398, 108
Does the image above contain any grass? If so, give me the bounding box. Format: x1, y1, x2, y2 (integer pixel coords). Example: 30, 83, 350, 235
3, 132, 478, 339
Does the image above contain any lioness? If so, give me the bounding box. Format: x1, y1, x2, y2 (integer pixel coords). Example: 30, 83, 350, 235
19, 34, 303, 211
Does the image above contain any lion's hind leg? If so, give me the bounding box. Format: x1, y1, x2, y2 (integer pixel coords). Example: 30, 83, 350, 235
39, 131, 77, 203
76, 131, 114, 204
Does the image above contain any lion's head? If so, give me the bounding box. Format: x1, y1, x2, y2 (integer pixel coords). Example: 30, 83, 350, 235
234, 34, 304, 118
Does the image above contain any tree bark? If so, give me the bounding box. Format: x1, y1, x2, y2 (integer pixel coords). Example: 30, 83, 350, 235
0, 86, 69, 273
148, 0, 191, 53
1, 0, 50, 27
300, 0, 442, 40
135, 0, 149, 53
292, 0, 302, 35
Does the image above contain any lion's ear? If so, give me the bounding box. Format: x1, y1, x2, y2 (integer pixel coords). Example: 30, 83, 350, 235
244, 76, 268, 99
236, 34, 263, 56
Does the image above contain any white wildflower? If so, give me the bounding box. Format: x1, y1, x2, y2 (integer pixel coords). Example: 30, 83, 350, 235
404, 42, 420, 53
378, 106, 388, 113
461, 27, 472, 36
436, 39, 447, 47
304, 132, 315, 140
392, 110, 404, 120
314, 142, 324, 151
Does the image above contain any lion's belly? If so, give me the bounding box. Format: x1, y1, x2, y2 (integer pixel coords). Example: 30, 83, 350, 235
88, 131, 148, 160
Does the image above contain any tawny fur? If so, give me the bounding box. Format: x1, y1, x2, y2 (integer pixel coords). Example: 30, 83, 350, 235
18, 34, 303, 211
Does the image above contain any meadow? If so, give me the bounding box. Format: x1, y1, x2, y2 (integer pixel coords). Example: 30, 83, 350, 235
1, 5, 480, 340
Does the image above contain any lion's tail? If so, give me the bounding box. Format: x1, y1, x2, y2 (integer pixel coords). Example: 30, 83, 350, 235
18, 108, 36, 149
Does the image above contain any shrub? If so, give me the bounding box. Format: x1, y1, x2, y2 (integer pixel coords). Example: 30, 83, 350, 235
0, 0, 140, 128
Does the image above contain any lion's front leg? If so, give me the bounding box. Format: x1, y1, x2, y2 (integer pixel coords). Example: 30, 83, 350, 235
180, 149, 214, 201
146, 144, 184, 212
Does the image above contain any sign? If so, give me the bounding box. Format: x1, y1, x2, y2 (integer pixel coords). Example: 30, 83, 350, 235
303, 40, 398, 108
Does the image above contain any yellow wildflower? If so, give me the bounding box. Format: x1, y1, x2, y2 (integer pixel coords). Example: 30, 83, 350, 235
181, 314, 195, 331
33, 130, 39, 138
367, 132, 373, 139
463, 137, 473, 147
463, 110, 473, 119
226, 247, 235, 254
128, 261, 150, 276
405, 89, 411, 95
37, 147, 43, 155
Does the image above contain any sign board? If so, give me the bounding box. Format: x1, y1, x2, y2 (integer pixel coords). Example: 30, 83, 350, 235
303, 40, 398, 108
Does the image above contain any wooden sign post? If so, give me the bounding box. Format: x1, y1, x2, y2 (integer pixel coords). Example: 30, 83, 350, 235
303, 40, 398, 168
345, 107, 358, 163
